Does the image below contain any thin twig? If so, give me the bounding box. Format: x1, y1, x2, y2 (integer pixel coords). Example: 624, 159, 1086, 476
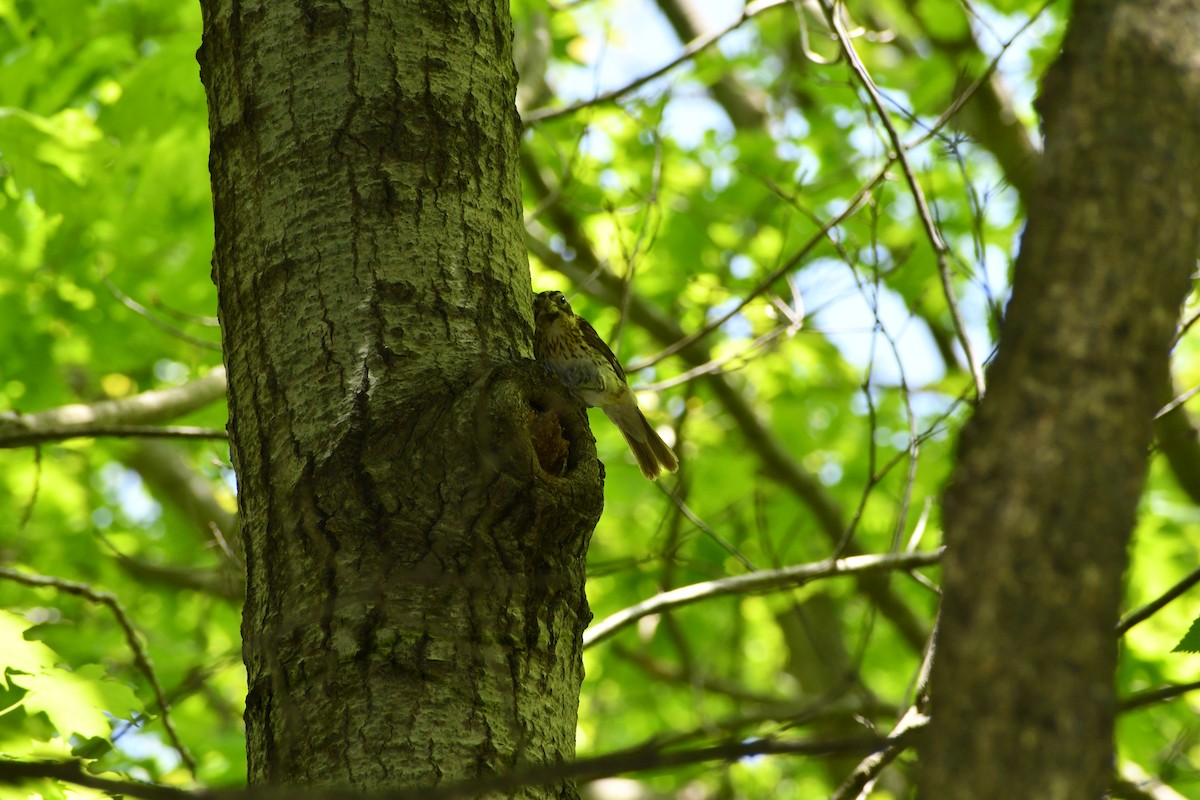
1119, 680, 1200, 713
658, 488, 758, 571
1173, 306, 1200, 347
637, 325, 787, 391
1, 732, 895, 800
1111, 770, 1190, 800
1116, 564, 1200, 635
0, 760, 190, 800
609, 113, 666, 356
628, 164, 889, 372
0, 425, 228, 448
102, 276, 221, 351
1154, 383, 1200, 420
830, 705, 929, 800
907, 0, 1058, 151
817, 0, 985, 398
584, 550, 942, 648
522, 0, 789, 125
0, 567, 197, 776
17, 446, 42, 531
835, 316, 881, 558
627, 0, 1046, 373
612, 644, 787, 705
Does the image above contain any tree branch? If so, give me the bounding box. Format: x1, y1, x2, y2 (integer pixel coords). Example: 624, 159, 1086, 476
0, 567, 197, 776
831, 705, 929, 800
0, 760, 192, 800
585, 550, 942, 648
612, 643, 788, 705
895, 0, 1200, 539
121, 439, 241, 558
1116, 563, 1200, 635
0, 368, 227, 449
1119, 680, 1200, 713
0, 732, 895, 800
818, 0, 984, 398
1111, 764, 1191, 800
522, 0, 788, 125
524, 154, 931, 651
1154, 374, 1200, 505
893, 0, 1048, 204
651, 0, 768, 129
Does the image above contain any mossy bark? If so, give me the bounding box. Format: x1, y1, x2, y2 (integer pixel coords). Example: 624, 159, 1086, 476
198, 2, 603, 795
923, 2, 1200, 797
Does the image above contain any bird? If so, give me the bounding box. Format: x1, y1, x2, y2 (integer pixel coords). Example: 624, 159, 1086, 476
533, 290, 679, 480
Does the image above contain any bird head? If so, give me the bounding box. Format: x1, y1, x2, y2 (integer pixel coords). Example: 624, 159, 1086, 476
535, 290, 574, 327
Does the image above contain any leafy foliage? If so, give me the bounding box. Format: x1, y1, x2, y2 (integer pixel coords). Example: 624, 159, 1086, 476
0, 0, 234, 791
2, 0, 1199, 797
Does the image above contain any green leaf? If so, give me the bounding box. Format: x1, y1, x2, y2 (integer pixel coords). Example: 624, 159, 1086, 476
1, 613, 142, 741
10, 662, 141, 741
1172, 616, 1200, 653
0, 609, 60, 675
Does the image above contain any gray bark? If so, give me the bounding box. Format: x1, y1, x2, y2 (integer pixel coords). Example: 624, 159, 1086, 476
197, 1, 603, 795
922, 2, 1200, 797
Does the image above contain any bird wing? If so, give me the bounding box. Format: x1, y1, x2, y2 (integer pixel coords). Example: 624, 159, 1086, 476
577, 317, 628, 384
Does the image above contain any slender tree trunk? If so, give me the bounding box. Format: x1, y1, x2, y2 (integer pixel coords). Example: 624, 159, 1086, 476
197, 1, 603, 795
923, 2, 1200, 797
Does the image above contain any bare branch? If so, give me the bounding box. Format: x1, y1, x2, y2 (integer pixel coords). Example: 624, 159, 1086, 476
1119, 680, 1200, 713
107, 550, 244, 601
1112, 763, 1191, 800
652, 0, 768, 129
0, 567, 196, 776
0, 368, 227, 449
0, 425, 228, 448
613, 644, 788, 705
658, 487, 757, 570
523, 157, 931, 652
584, 550, 942, 648
901, 0, 1051, 202
1116, 563, 1200, 635
817, 0, 985, 398
1154, 373, 1200, 505
627, 164, 888, 372
122, 439, 240, 554
102, 275, 222, 351
0, 760, 192, 800
522, 0, 788, 125
0, 733, 894, 800
831, 705, 929, 800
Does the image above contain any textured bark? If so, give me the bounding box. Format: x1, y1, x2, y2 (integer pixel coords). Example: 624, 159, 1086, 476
923, 3, 1200, 798
197, 1, 603, 796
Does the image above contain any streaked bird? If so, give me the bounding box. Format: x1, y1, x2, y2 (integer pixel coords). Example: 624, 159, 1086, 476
533, 290, 678, 480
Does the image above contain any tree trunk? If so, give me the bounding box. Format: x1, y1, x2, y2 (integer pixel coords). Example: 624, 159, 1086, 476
197, 1, 603, 795
922, 2, 1200, 798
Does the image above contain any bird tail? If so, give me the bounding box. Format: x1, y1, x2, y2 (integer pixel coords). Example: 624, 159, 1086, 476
604, 404, 679, 480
